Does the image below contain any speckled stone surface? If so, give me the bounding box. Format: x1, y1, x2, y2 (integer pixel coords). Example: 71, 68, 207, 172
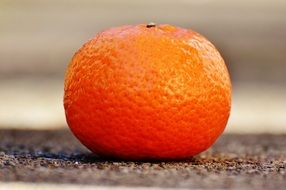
0, 129, 285, 189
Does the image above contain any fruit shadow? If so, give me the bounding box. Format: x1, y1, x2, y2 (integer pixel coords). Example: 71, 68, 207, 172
0, 128, 200, 165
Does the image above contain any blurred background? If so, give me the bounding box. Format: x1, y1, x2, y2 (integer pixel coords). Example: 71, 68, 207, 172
0, 0, 285, 133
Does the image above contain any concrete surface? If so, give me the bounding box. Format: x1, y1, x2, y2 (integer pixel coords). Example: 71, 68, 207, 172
0, 129, 286, 189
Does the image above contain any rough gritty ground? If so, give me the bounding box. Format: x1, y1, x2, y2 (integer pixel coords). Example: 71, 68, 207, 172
0, 129, 286, 189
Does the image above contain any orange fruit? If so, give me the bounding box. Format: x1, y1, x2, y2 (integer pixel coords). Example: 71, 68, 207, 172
64, 23, 231, 160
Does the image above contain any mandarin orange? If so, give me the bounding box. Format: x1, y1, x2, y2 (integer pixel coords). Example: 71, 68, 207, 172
64, 23, 231, 160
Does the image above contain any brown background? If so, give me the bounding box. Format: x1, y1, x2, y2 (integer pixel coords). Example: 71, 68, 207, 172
0, 0, 286, 132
